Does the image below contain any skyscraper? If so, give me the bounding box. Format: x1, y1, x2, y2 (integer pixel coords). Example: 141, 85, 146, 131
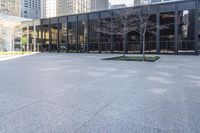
87, 0, 109, 12
57, 0, 109, 16
41, 0, 57, 18
21, 0, 41, 19
57, 0, 87, 16
0, 0, 21, 16
110, 4, 127, 9
0, 0, 41, 19
134, 0, 178, 6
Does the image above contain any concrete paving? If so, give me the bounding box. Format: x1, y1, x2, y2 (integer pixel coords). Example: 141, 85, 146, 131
0, 53, 38, 62
0, 53, 200, 133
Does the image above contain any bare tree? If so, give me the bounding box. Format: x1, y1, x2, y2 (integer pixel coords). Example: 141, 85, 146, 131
97, 1, 155, 60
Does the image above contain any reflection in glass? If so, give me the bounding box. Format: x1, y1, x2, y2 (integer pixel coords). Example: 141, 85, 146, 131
58, 20, 67, 52
88, 19, 99, 53
160, 12, 175, 53
0, 15, 25, 51
100, 13, 112, 53
68, 21, 77, 53
78, 20, 87, 53
22, 27, 28, 51
50, 23, 58, 52
178, 10, 195, 53
29, 27, 34, 51
128, 31, 140, 53
112, 12, 123, 53
42, 24, 50, 52
145, 14, 156, 53
36, 26, 42, 51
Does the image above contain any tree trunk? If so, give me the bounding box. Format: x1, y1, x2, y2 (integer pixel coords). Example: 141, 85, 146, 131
142, 34, 145, 61
123, 35, 126, 57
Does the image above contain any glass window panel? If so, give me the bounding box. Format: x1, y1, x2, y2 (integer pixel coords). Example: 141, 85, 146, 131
88, 18, 99, 53
100, 16, 111, 53
78, 20, 87, 53
50, 23, 58, 52
68, 21, 77, 53
178, 9, 195, 53
0, 17, 25, 51
145, 14, 156, 53
112, 12, 123, 53
29, 27, 34, 51
42, 25, 50, 52
36, 26, 42, 51
160, 12, 175, 54
58, 20, 67, 52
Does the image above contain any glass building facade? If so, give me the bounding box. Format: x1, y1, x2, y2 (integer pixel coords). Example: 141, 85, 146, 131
0, 15, 31, 51
23, 0, 200, 55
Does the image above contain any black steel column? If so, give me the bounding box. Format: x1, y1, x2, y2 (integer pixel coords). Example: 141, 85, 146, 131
139, 7, 143, 54
111, 11, 114, 53
175, 2, 178, 55
195, 0, 199, 55
66, 17, 69, 53
156, 12, 160, 54
98, 13, 101, 53
41, 21, 44, 52
57, 19, 60, 53
37, 28, 39, 51
44, 28, 46, 52
86, 14, 89, 53
76, 16, 79, 53
49, 19, 52, 53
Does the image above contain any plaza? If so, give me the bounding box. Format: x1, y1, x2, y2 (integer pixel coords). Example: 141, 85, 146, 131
0, 53, 200, 132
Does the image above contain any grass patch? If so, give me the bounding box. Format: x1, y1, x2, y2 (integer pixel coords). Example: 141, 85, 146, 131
103, 55, 160, 62
0, 51, 32, 55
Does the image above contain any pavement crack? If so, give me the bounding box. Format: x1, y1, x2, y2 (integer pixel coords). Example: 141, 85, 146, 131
0, 100, 41, 118
73, 92, 124, 133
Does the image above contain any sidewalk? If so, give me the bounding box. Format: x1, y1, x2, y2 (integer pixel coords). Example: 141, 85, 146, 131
0, 52, 39, 61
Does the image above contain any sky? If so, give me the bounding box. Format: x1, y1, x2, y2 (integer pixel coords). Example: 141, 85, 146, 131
109, 0, 133, 6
